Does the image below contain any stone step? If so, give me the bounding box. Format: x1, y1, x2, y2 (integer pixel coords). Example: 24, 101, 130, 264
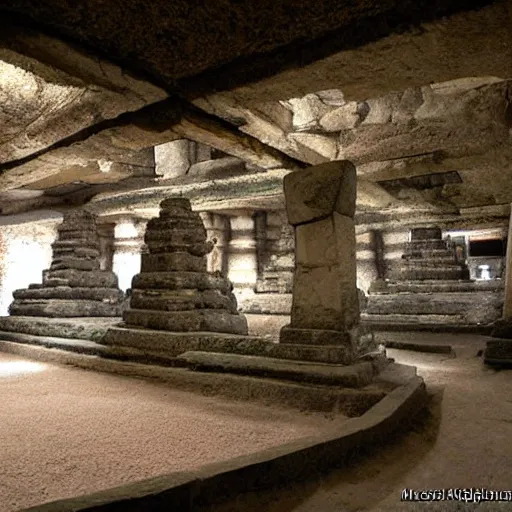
43, 269, 118, 288
361, 313, 495, 333
366, 292, 502, 318
399, 268, 469, 281
407, 239, 447, 250
9, 299, 123, 318
362, 313, 465, 325
102, 326, 354, 364
238, 293, 292, 315
0, 315, 118, 341
13, 286, 123, 301
370, 280, 504, 294
0, 336, 393, 416
123, 308, 248, 335
177, 351, 375, 388
403, 249, 453, 258
400, 258, 459, 267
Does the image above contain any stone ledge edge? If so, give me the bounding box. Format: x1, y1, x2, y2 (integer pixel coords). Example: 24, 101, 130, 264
8, 345, 427, 512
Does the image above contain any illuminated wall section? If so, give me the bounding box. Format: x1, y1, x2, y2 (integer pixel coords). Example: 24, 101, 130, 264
112, 218, 146, 291
0, 215, 60, 316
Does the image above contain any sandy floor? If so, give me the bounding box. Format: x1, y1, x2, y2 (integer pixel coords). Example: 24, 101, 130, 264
0, 352, 339, 512
207, 333, 512, 512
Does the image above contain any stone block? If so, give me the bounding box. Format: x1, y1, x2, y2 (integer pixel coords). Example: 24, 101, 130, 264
283, 160, 356, 225
43, 269, 119, 288
295, 217, 339, 267
319, 102, 360, 131
123, 309, 248, 335
178, 351, 373, 387
291, 265, 359, 331
140, 252, 206, 272
130, 289, 237, 313
146, 217, 204, 232
12, 287, 123, 302
9, 299, 122, 318
491, 318, 512, 339
485, 338, 512, 364
144, 240, 213, 256
280, 325, 353, 347
410, 227, 442, 240
132, 271, 230, 291
50, 258, 100, 271
51, 239, 100, 251
160, 197, 192, 210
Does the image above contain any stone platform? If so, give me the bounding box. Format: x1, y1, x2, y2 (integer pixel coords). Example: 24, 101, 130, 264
0, 315, 405, 416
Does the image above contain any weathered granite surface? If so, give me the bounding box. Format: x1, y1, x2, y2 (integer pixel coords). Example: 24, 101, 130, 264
8, 210, 124, 317
123, 197, 248, 334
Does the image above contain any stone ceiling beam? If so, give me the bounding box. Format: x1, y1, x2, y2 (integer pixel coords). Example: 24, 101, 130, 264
0, 96, 305, 192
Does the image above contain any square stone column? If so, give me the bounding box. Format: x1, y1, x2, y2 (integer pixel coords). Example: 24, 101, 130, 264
280, 160, 363, 358
490, 203, 512, 339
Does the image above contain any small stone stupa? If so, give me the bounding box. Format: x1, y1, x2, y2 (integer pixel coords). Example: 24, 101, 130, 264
363, 226, 502, 329
9, 210, 124, 317
123, 197, 248, 335
399, 227, 469, 281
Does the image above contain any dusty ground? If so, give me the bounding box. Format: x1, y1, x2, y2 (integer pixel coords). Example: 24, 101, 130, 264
0, 352, 342, 512
205, 333, 512, 512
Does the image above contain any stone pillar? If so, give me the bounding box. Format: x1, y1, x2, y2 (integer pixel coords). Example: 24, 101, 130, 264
490, 206, 512, 340
227, 214, 258, 294
9, 209, 124, 317
112, 217, 146, 292
280, 161, 365, 360
253, 211, 267, 276
502, 211, 512, 320
199, 212, 230, 275
97, 223, 115, 271
370, 229, 386, 280
123, 197, 248, 334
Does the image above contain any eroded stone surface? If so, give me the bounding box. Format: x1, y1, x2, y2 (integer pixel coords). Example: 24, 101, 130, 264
123, 197, 247, 334
8, 209, 124, 317
284, 160, 357, 225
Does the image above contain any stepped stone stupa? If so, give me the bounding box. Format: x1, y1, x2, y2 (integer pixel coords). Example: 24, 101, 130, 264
363, 226, 502, 330
399, 227, 469, 281
123, 197, 248, 335
9, 210, 124, 317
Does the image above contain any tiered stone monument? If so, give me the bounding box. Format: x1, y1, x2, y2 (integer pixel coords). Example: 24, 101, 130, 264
123, 197, 248, 335
8, 210, 124, 317
279, 160, 375, 362
363, 226, 503, 330
398, 227, 469, 281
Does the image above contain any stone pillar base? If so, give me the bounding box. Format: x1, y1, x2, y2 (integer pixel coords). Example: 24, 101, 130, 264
124, 309, 248, 335
279, 325, 353, 347
280, 324, 377, 363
